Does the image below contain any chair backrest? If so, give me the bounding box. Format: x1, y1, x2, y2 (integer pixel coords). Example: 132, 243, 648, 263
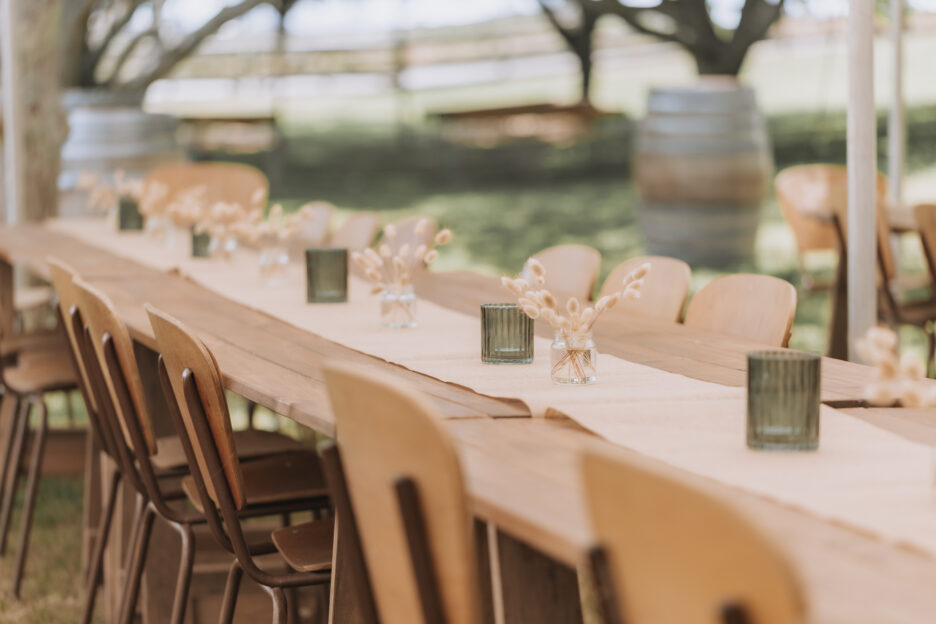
146, 305, 245, 509
600, 256, 691, 322
290, 202, 334, 252
323, 364, 480, 624
528, 244, 601, 303
683, 274, 797, 347
582, 446, 804, 624
47, 259, 97, 415
915, 203, 936, 288
73, 279, 158, 457
145, 161, 269, 215
386, 217, 438, 257
774, 165, 842, 254
331, 212, 381, 251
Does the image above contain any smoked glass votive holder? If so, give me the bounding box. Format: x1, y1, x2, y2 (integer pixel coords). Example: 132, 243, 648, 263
747, 350, 821, 451
191, 228, 211, 258
481, 303, 533, 364
118, 197, 144, 231
306, 248, 348, 303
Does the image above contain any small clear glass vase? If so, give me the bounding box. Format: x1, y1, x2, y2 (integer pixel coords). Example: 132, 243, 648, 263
380, 285, 417, 329
209, 234, 239, 261
258, 244, 290, 287
550, 331, 597, 384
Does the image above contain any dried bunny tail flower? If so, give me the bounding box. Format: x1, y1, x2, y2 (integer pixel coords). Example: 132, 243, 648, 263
400, 273, 411, 286
392, 256, 406, 273
269, 203, 284, 220
365, 268, 382, 282
250, 188, 266, 206
566, 297, 580, 316
501, 276, 521, 293
853, 338, 876, 364
900, 353, 926, 380
867, 325, 898, 351
370, 284, 384, 295
522, 305, 541, 320
414, 244, 428, 261
605, 293, 620, 310
864, 382, 895, 406
901, 381, 924, 408
540, 308, 558, 324
513, 278, 529, 292
622, 263, 651, 287
558, 316, 572, 334
526, 258, 546, 278
540, 291, 557, 309
379, 244, 392, 259
534, 274, 546, 287
518, 297, 537, 309
384, 224, 397, 239
435, 228, 453, 245
424, 249, 439, 264
351, 251, 370, 269
595, 296, 611, 313
580, 308, 596, 326
364, 247, 383, 267
414, 218, 430, 235
398, 244, 411, 259
622, 288, 641, 300
877, 355, 899, 381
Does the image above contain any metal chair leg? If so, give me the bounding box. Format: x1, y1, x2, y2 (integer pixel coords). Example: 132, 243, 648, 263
117, 503, 157, 624
81, 469, 121, 624
11, 398, 48, 599
0, 398, 29, 555
0, 394, 21, 508
269, 586, 288, 624
219, 559, 244, 624
169, 522, 196, 624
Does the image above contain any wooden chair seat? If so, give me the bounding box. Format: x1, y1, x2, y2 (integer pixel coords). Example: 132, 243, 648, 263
270, 516, 335, 573
1, 330, 66, 358
181, 451, 327, 513
4, 351, 76, 394
152, 429, 307, 472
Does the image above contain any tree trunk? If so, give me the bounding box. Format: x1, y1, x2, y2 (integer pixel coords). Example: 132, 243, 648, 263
579, 49, 593, 104
693, 48, 745, 76
2, 0, 66, 222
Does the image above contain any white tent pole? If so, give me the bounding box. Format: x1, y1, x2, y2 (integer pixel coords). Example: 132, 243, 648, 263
1, 0, 24, 225
888, 0, 905, 208
847, 0, 877, 361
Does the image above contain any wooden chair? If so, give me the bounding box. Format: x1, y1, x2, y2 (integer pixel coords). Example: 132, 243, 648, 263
0, 265, 78, 599
289, 202, 334, 259
145, 161, 269, 215
600, 256, 691, 322
147, 305, 333, 623
323, 363, 482, 624
73, 280, 317, 624
330, 212, 380, 251
386, 216, 439, 257
527, 244, 601, 304
582, 446, 804, 624
774, 165, 843, 290
912, 203, 936, 368
683, 274, 797, 347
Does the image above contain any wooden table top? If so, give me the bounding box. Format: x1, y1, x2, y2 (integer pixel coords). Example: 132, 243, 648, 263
5, 222, 936, 622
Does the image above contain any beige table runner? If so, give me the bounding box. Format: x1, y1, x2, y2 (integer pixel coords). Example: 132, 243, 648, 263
50, 219, 936, 559
48, 219, 739, 417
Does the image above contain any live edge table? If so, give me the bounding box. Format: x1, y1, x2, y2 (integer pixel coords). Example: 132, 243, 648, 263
2, 223, 936, 623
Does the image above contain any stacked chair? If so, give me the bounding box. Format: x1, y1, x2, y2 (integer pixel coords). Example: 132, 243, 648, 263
48, 260, 329, 622
0, 265, 78, 599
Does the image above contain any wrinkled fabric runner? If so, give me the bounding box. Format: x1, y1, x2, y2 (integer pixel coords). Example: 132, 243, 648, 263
50, 218, 936, 558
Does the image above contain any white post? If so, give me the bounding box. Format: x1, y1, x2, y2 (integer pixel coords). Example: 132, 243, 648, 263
847, 0, 878, 361
888, 0, 905, 209
1, 0, 24, 225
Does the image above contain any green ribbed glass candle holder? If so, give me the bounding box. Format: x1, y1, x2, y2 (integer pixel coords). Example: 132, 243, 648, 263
481, 303, 533, 364
747, 350, 821, 451
118, 197, 143, 231
306, 248, 348, 303
191, 228, 211, 258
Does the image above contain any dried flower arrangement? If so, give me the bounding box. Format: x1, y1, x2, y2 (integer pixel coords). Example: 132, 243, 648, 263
857, 326, 934, 407
77, 169, 163, 215
501, 259, 650, 382
351, 219, 452, 295
350, 219, 452, 327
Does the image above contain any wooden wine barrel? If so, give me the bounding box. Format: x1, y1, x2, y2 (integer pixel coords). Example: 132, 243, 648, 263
634, 78, 772, 267
58, 89, 184, 217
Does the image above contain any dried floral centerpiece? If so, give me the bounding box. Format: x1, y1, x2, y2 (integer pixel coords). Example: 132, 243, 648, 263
351, 219, 452, 328
502, 259, 650, 384
77, 169, 164, 231
857, 326, 935, 407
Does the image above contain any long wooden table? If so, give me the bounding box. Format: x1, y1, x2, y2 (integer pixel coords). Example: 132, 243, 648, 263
3, 223, 936, 623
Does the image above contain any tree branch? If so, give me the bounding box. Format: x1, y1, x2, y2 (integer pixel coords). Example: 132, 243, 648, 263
590, 0, 683, 45
538, 0, 580, 49
81, 0, 144, 84
733, 0, 784, 50
123, 0, 273, 90
103, 27, 158, 86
